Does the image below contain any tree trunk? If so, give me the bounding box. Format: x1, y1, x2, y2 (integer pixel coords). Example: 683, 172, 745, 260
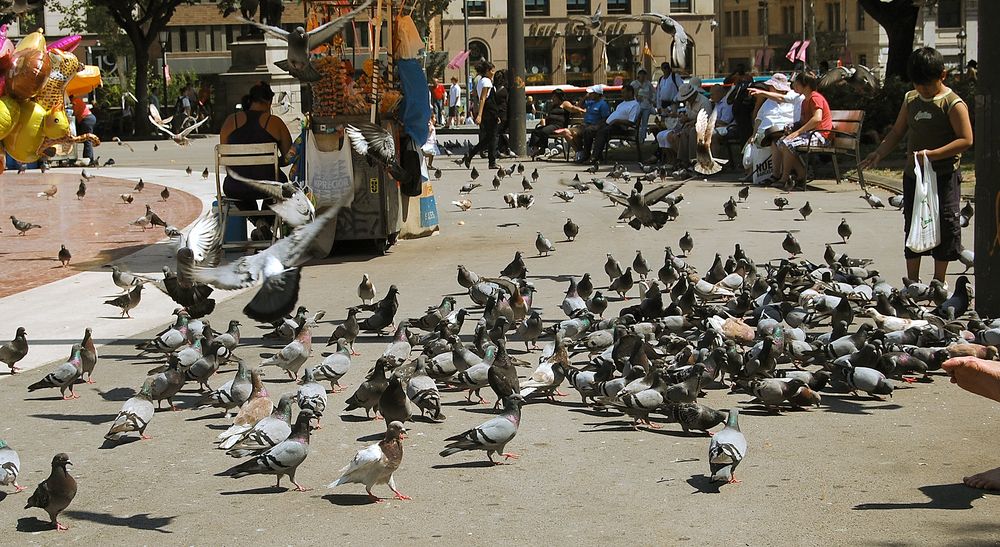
133, 44, 153, 136
859, 0, 919, 81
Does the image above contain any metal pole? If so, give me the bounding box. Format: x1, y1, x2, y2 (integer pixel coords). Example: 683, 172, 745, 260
161, 43, 168, 105
463, 1, 470, 121
508, 0, 526, 156
975, 0, 999, 315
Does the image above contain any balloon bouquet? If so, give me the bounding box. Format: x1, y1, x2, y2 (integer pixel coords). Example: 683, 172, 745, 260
0, 27, 103, 173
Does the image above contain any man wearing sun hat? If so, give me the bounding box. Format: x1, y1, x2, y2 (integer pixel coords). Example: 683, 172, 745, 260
575, 85, 611, 162
651, 79, 711, 171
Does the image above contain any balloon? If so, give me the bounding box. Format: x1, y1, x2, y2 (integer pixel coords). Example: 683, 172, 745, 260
47, 35, 81, 52
36, 48, 83, 111
2, 100, 68, 163
7, 47, 50, 100
64, 64, 101, 97
0, 95, 21, 140
14, 29, 45, 53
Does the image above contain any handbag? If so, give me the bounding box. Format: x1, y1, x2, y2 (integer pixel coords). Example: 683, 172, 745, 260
905, 152, 941, 253
741, 142, 753, 168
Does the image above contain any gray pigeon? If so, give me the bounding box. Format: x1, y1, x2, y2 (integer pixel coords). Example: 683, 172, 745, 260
200, 359, 253, 416
25, 453, 77, 530
709, 409, 747, 484
378, 374, 412, 424
664, 402, 726, 436
326, 307, 361, 354
297, 367, 329, 426
0, 326, 28, 374
314, 339, 353, 392
223, 393, 296, 457
27, 345, 82, 399
604, 253, 623, 283
344, 357, 389, 418
439, 394, 524, 464
80, 328, 98, 383
239, 0, 372, 81
535, 232, 555, 256
105, 379, 156, 441
0, 439, 25, 493
10, 215, 41, 235
406, 358, 445, 421
632, 250, 650, 279
222, 410, 314, 491
563, 218, 579, 241
262, 324, 312, 379
838, 218, 852, 243
610, 268, 635, 299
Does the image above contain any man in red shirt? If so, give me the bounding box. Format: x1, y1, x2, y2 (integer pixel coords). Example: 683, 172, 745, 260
773, 71, 833, 189
431, 78, 445, 127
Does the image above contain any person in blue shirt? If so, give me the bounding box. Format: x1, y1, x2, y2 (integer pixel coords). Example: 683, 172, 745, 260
576, 85, 611, 163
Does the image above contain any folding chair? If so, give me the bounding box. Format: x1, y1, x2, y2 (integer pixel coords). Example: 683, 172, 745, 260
214, 143, 281, 251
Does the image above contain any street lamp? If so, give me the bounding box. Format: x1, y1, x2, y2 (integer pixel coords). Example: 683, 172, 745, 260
158, 29, 169, 109
629, 35, 640, 69
957, 27, 967, 73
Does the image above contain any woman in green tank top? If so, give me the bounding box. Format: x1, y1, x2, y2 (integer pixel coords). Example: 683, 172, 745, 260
859, 47, 973, 284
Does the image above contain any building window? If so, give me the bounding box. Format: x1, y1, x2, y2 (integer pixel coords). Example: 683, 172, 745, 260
466, 1, 486, 17
565, 36, 593, 87
827, 2, 841, 32
525, 0, 549, 16
567, 0, 590, 15
741, 10, 749, 37
525, 38, 553, 85
605, 35, 637, 85
670, 0, 692, 13
607, 0, 630, 15
757, 7, 766, 36
937, 0, 962, 28
468, 40, 490, 63
723, 12, 731, 37
856, 6, 865, 30
782, 6, 796, 35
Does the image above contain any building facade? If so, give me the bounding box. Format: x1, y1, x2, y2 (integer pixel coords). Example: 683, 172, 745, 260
714, 0, 978, 78
436, 0, 717, 87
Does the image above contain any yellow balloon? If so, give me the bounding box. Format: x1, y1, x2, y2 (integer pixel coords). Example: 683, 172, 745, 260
3, 99, 51, 163
44, 108, 70, 138
14, 30, 46, 53
0, 96, 21, 140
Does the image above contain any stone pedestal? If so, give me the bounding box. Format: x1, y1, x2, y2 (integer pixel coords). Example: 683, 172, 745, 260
218, 37, 303, 129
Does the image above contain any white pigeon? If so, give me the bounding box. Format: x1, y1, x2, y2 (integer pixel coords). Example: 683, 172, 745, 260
151, 115, 210, 145
694, 108, 726, 175
623, 12, 689, 67
328, 421, 411, 503
224, 168, 315, 227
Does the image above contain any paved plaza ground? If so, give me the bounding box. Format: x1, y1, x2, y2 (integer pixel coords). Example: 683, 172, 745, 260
0, 137, 996, 545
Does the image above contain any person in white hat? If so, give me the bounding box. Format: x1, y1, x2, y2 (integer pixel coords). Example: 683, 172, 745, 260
575, 85, 611, 163
744, 72, 801, 183
650, 80, 711, 171
587, 84, 640, 164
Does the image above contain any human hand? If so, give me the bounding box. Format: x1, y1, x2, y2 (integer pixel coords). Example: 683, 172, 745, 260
475, 115, 482, 125
858, 150, 881, 170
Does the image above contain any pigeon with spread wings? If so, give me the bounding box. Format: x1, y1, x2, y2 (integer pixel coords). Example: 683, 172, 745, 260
818, 64, 878, 91
608, 181, 685, 230
694, 109, 726, 175
622, 13, 689, 67
151, 115, 210, 146
225, 168, 315, 227
345, 122, 408, 182
236, 0, 372, 82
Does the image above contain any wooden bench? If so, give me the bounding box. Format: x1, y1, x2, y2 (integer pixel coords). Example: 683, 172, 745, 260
549, 114, 646, 163
793, 109, 866, 186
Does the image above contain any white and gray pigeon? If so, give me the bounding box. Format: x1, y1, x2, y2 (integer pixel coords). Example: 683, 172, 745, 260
624, 12, 690, 67
27, 344, 83, 399
262, 323, 313, 380
535, 231, 555, 256
406, 358, 445, 421
238, 0, 373, 81
224, 168, 315, 226
328, 421, 411, 503
0, 439, 25, 492
105, 379, 156, 442
709, 408, 747, 484
222, 410, 314, 491
297, 367, 329, 426
200, 359, 253, 416
345, 122, 408, 182
223, 393, 296, 457
439, 394, 524, 464
314, 338, 353, 392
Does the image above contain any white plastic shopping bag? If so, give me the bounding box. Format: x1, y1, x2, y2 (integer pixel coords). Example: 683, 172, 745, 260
905, 152, 941, 253
741, 142, 752, 168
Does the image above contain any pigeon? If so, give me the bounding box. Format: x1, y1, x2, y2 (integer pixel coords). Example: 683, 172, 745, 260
452, 199, 473, 211
104, 158, 116, 166
186, 166, 193, 175
148, 358, 186, 411
223, 169, 315, 226
693, 109, 726, 175
774, 196, 789, 210
818, 64, 878, 90
359, 285, 400, 333
25, 453, 77, 531
488, 341, 521, 405
105, 379, 156, 441
439, 394, 524, 464
262, 323, 312, 380
535, 232, 555, 256
202, 167, 210, 179
314, 339, 353, 392
344, 357, 390, 418
112, 136, 134, 152
679, 231, 694, 256
120, 193, 134, 204
604, 253, 623, 283
27, 344, 83, 399
326, 308, 361, 354
151, 114, 210, 145
782, 232, 802, 256
723, 196, 738, 220
297, 367, 329, 426
37, 185, 57, 199
76, 181, 86, 199
554, 190, 575, 202
888, 194, 903, 209
958, 247, 974, 273
0, 440, 25, 493
665, 403, 727, 436
104, 283, 143, 318
345, 122, 407, 181
838, 218, 852, 243
623, 12, 689, 66
470, 166, 480, 180
161, 187, 170, 201
57, 245, 71, 267
799, 201, 812, 221
738, 185, 750, 202
612, 182, 685, 230
862, 192, 885, 209
222, 393, 296, 457
586, 291, 609, 317
238, 0, 372, 81
577, 273, 594, 299
633, 250, 650, 279
201, 358, 254, 415
932, 275, 972, 320
10, 216, 42, 235
328, 421, 411, 502
218, 370, 275, 441
460, 182, 481, 194
221, 410, 314, 491
522, 177, 533, 191
501, 251, 527, 279
358, 273, 376, 305
406, 358, 444, 421
563, 218, 579, 241
378, 374, 412, 424
610, 268, 635, 299
0, 327, 29, 374
80, 328, 98, 383
708, 409, 747, 484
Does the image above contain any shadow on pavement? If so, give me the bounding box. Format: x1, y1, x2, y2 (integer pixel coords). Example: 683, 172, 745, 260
322, 493, 375, 506
431, 460, 495, 470
30, 413, 117, 424
686, 474, 722, 494
16, 517, 54, 532
853, 483, 994, 510
63, 511, 175, 533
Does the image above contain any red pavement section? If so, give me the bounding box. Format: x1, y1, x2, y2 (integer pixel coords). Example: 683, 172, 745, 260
0, 172, 202, 298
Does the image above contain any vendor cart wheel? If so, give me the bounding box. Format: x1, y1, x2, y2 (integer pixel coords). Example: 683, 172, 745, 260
374, 238, 389, 256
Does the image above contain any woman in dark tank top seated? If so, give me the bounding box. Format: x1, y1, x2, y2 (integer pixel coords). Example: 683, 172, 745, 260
526, 89, 584, 159
219, 81, 293, 213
